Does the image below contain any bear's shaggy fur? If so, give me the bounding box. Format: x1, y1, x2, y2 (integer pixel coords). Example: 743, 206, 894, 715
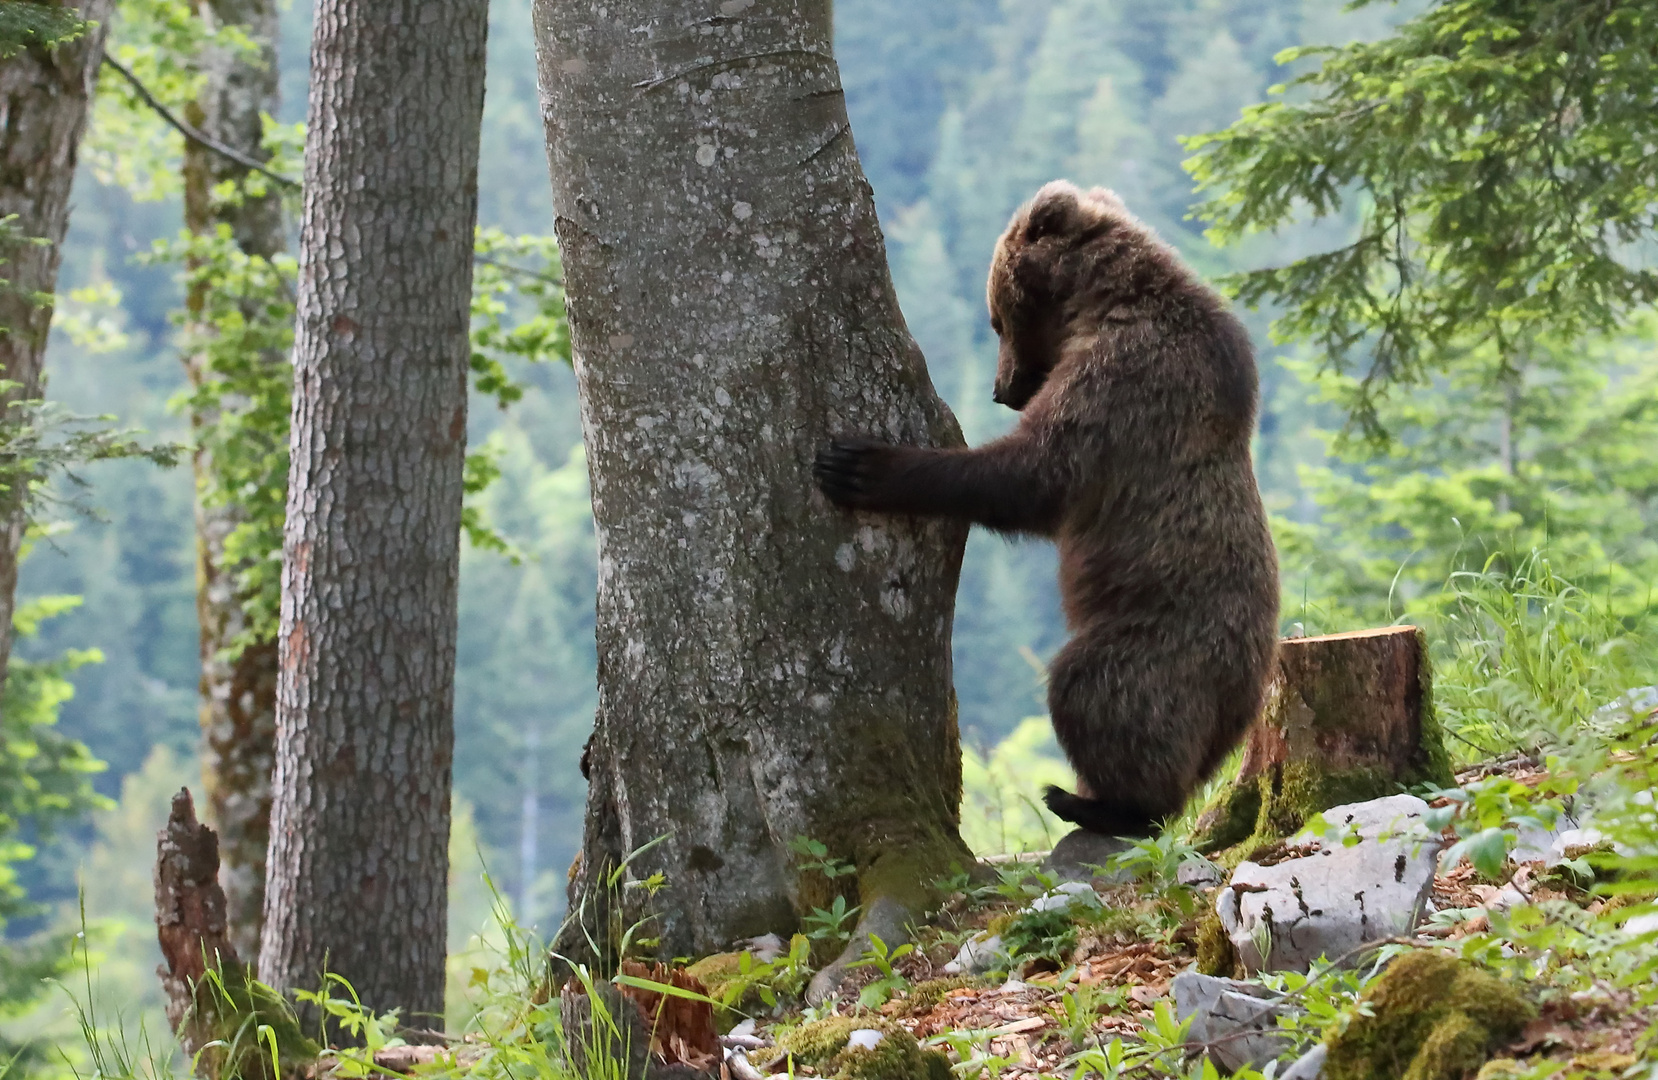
815, 181, 1279, 837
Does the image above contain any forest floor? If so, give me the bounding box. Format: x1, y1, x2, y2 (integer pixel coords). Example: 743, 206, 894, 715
350, 744, 1658, 1080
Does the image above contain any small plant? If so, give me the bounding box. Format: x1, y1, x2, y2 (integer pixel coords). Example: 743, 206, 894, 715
1053, 980, 1126, 1050
847, 933, 914, 1009
294, 975, 405, 1074
1422, 770, 1576, 880
790, 836, 857, 880
1000, 907, 1077, 967
929, 1027, 1016, 1080
991, 862, 1055, 904
701, 934, 814, 1015
802, 895, 860, 947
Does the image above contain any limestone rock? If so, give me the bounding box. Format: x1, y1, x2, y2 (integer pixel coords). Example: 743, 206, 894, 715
1177, 858, 1224, 889
941, 932, 1008, 975
1282, 1043, 1327, 1080
1216, 795, 1441, 974
1172, 971, 1295, 1072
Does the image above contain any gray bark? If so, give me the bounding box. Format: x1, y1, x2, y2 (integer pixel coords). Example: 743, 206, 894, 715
0, 0, 113, 700
258, 0, 488, 1026
534, 0, 972, 965
182, 0, 285, 965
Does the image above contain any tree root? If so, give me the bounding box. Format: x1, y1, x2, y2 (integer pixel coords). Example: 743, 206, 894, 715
805, 894, 912, 1005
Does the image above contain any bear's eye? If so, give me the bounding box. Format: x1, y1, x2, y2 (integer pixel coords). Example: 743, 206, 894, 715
990, 316, 1004, 336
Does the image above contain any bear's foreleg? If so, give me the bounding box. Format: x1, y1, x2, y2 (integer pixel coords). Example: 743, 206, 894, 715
814, 433, 1064, 535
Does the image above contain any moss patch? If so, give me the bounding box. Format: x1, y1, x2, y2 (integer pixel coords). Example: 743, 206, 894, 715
902, 975, 982, 1015
1193, 908, 1237, 978
1324, 951, 1536, 1080
1190, 778, 1262, 854
1198, 761, 1409, 868
774, 1016, 951, 1080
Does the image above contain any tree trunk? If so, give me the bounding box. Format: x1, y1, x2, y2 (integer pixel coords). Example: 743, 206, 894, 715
182, 0, 285, 965
0, 0, 113, 699
1190, 626, 1454, 858
535, 0, 973, 970
258, 0, 488, 1027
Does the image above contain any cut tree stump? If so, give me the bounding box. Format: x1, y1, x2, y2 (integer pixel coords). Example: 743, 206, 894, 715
1189, 626, 1453, 859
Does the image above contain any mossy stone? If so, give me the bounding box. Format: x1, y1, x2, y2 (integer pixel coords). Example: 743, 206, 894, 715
1324, 951, 1536, 1080
775, 1016, 951, 1080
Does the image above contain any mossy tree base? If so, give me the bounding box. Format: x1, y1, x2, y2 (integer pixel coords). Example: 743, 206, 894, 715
1189, 627, 1453, 864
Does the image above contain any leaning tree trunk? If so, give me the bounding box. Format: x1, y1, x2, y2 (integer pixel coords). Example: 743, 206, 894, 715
258, 0, 488, 1028
182, 0, 285, 964
535, 0, 973, 972
1190, 626, 1455, 860
0, 0, 114, 699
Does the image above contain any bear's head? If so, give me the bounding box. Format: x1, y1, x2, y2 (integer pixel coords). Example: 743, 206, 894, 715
986, 181, 1139, 410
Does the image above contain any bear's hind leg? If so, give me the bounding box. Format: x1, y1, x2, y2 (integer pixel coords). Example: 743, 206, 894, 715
1042, 626, 1213, 838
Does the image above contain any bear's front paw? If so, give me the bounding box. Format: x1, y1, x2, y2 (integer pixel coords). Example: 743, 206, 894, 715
813, 436, 893, 509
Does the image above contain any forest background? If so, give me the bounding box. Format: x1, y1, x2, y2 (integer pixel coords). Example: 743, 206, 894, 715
8, 0, 1656, 1040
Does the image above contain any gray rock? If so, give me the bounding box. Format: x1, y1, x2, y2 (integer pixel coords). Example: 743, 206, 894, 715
940, 932, 1008, 975
1177, 858, 1224, 889
1171, 971, 1294, 1072
1217, 794, 1441, 974
1029, 881, 1101, 912
738, 933, 786, 962
1281, 1043, 1327, 1080
1623, 912, 1658, 938
1042, 829, 1134, 883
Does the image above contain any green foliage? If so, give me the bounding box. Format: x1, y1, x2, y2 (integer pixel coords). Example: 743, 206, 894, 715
802, 895, 859, 948
1431, 552, 1657, 758
0, 2, 87, 58
0, 576, 108, 1071
144, 225, 294, 650
998, 907, 1077, 967
790, 835, 858, 881
1, 590, 107, 926
687, 934, 813, 1018
1189, 0, 1658, 430
959, 716, 1072, 855
0, 392, 180, 526
1274, 329, 1658, 626
1426, 770, 1574, 880
1053, 980, 1127, 1051
847, 933, 914, 1009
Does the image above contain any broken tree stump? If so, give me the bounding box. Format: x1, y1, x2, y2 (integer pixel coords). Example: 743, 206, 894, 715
155, 789, 315, 1078
1189, 626, 1453, 859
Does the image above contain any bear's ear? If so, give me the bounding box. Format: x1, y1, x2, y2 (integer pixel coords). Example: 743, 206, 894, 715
1024, 182, 1081, 243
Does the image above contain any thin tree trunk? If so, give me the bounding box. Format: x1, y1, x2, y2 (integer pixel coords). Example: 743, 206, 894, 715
0, 0, 113, 698
535, 0, 973, 970
182, 0, 285, 965
258, 0, 488, 1027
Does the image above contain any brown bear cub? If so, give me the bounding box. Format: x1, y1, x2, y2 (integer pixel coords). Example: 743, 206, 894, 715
815, 181, 1280, 838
